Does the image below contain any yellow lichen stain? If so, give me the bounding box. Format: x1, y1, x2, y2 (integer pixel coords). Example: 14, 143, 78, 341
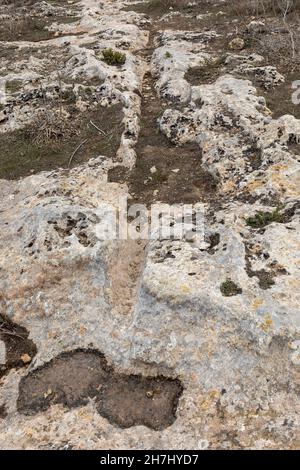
78, 409, 91, 421
252, 298, 263, 310
209, 390, 220, 400
21, 353, 32, 364
272, 163, 289, 172
48, 330, 59, 339
261, 315, 273, 332
200, 390, 220, 411
269, 168, 299, 197
79, 325, 87, 336
244, 179, 263, 192
181, 284, 192, 294
222, 180, 236, 193
25, 427, 38, 439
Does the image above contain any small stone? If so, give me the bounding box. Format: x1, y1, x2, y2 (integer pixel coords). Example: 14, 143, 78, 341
290, 340, 300, 367
289, 340, 300, 351
247, 20, 265, 33
146, 390, 154, 398
150, 166, 157, 174
0, 340, 6, 365
291, 351, 300, 367
21, 353, 32, 364
43, 388, 52, 399
229, 38, 245, 51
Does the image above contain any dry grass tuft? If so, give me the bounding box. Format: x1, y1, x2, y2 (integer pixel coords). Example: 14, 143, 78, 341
25, 109, 77, 145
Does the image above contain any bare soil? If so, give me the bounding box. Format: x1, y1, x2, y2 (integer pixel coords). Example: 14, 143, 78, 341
0, 104, 123, 180
109, 69, 217, 207
0, 313, 37, 380
0, 15, 79, 42
18, 349, 183, 430
263, 71, 300, 120
98, 372, 183, 430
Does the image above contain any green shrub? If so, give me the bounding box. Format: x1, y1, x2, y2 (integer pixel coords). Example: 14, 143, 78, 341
246, 208, 284, 228
102, 49, 126, 66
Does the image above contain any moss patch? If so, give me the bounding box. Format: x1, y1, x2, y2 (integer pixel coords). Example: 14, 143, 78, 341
220, 279, 242, 297
246, 207, 284, 228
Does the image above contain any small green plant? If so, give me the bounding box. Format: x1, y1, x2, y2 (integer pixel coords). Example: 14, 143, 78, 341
246, 207, 284, 228
220, 279, 242, 297
102, 48, 126, 66
165, 51, 172, 59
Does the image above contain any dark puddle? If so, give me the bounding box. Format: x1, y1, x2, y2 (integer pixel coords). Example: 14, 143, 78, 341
17, 349, 183, 431
0, 313, 37, 380
98, 372, 182, 430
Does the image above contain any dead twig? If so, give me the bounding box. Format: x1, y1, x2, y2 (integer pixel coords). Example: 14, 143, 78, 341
68, 139, 88, 167
282, 0, 296, 58
89, 120, 107, 136
0, 322, 26, 340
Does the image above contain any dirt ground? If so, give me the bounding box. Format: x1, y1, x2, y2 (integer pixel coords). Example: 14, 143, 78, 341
17, 349, 183, 430
108, 71, 217, 207
0, 104, 124, 179
0, 313, 37, 380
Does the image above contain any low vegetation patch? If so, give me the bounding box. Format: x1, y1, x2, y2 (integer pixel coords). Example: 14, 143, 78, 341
231, 0, 300, 16
246, 208, 284, 228
146, 0, 192, 12
0, 104, 123, 179
220, 279, 243, 297
102, 49, 126, 66
185, 57, 227, 85
24, 109, 77, 145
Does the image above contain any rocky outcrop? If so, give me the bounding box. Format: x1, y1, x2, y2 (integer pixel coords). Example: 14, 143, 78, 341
0, 0, 299, 450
